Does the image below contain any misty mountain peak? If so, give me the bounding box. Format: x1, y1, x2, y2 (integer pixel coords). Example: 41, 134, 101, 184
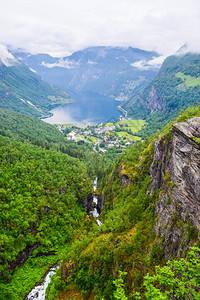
0, 45, 18, 67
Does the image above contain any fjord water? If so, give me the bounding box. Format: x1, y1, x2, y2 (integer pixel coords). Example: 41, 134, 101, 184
43, 91, 122, 124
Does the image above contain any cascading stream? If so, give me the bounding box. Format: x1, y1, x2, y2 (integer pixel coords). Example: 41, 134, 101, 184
25, 178, 102, 299
25, 265, 58, 300
92, 177, 102, 226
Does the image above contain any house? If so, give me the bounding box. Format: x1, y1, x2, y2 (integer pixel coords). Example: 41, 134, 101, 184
67, 131, 76, 141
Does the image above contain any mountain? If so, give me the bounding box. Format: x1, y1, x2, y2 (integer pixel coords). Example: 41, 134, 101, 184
12, 46, 162, 101
0, 49, 73, 118
46, 105, 200, 299
122, 52, 200, 136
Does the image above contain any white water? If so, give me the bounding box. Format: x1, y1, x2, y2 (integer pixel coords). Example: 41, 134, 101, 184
92, 177, 102, 226
25, 266, 58, 300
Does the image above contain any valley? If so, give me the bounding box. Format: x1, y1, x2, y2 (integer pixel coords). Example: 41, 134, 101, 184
1, 46, 200, 300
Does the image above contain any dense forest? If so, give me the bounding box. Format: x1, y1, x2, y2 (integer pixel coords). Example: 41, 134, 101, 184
0, 133, 94, 299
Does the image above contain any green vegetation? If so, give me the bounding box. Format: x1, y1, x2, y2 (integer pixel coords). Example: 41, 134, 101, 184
1, 252, 59, 300
117, 120, 146, 134
1, 101, 200, 299
122, 53, 200, 138
46, 104, 200, 299
176, 72, 200, 89
46, 133, 159, 299
0, 61, 73, 117
113, 271, 128, 300
78, 135, 98, 143
138, 246, 200, 299
0, 109, 114, 182
0, 109, 65, 145
0, 132, 94, 298
116, 131, 141, 140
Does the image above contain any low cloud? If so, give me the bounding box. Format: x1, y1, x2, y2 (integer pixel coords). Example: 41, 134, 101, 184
87, 60, 98, 65
0, 45, 17, 66
0, 0, 200, 57
41, 58, 80, 69
131, 55, 166, 70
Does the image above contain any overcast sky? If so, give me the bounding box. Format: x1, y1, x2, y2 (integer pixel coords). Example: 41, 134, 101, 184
1, 0, 200, 57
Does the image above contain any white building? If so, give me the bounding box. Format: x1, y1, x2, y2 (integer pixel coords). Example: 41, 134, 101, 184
67, 131, 77, 141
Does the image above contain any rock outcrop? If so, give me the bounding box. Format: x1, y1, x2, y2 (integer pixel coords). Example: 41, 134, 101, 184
97, 192, 105, 215
151, 117, 200, 259
83, 193, 94, 214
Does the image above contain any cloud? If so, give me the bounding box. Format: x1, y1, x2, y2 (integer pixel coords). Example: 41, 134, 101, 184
0, 0, 200, 56
131, 56, 166, 70
0, 44, 17, 66
87, 60, 98, 65
41, 58, 80, 69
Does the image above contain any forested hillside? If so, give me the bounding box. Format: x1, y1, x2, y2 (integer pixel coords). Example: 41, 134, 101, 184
0, 55, 73, 118
0, 133, 94, 299
122, 53, 200, 138
0, 109, 112, 180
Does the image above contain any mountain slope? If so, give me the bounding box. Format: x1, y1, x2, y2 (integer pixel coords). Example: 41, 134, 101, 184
13, 46, 161, 101
0, 109, 65, 144
0, 51, 73, 118
0, 134, 92, 299
46, 105, 200, 299
122, 52, 200, 137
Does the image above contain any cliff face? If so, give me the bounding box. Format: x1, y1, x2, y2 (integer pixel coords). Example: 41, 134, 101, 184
146, 85, 164, 113
150, 117, 200, 259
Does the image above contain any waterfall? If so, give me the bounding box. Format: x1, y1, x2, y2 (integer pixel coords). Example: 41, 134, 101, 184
92, 177, 102, 226
25, 265, 58, 300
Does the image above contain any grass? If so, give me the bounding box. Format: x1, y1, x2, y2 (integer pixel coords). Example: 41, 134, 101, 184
117, 120, 146, 134
116, 131, 141, 141
176, 72, 200, 89
86, 136, 98, 143
78, 135, 98, 143
131, 136, 142, 141
104, 122, 114, 127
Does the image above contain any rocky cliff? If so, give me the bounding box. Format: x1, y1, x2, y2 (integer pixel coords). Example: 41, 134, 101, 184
151, 117, 200, 259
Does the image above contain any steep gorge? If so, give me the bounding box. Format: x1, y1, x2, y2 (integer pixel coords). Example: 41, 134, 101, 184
48, 112, 200, 299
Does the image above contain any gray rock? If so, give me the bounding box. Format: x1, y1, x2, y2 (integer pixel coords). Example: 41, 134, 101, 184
151, 117, 200, 259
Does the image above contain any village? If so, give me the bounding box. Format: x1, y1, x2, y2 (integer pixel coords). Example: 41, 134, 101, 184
57, 117, 146, 154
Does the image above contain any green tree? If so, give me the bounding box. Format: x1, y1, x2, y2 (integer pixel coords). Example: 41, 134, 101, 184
113, 271, 128, 300
137, 246, 200, 300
